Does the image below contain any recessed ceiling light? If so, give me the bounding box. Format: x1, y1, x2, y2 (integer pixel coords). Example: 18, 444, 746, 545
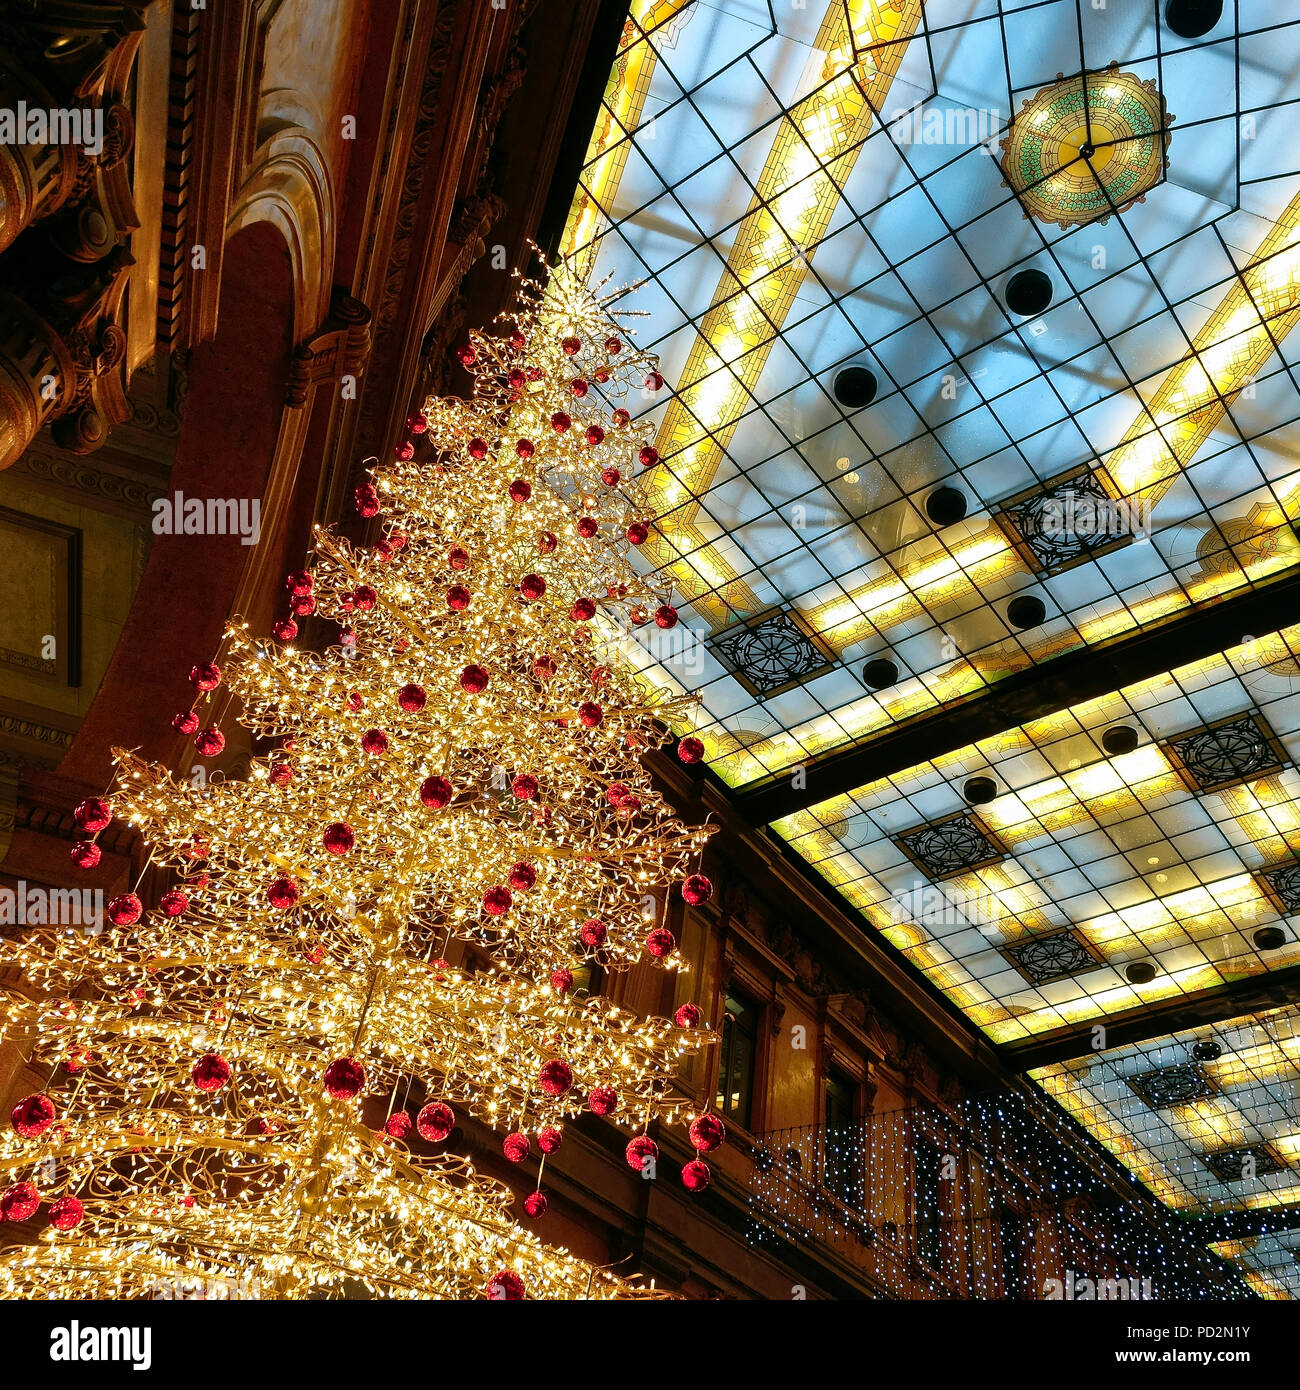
1192, 1040, 1223, 1062
1102, 726, 1140, 756
925, 485, 968, 527
1165, 0, 1223, 40
833, 365, 877, 409
1007, 595, 1047, 630
963, 776, 998, 805
1125, 961, 1157, 984
1147, 856, 1160, 866
1253, 926, 1287, 951
862, 658, 899, 689
1004, 268, 1053, 317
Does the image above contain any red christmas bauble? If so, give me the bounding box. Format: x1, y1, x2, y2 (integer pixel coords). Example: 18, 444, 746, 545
448, 545, 470, 570
550, 411, 571, 433
570, 378, 589, 400
509, 331, 526, 351
70, 841, 100, 870
654, 605, 679, 629
588, 1086, 618, 1116
576, 516, 598, 539
509, 478, 532, 503
593, 365, 611, 383
538, 532, 558, 555
682, 1159, 712, 1192
585, 424, 605, 447
322, 821, 355, 855
605, 783, 629, 804
266, 875, 300, 910
374, 539, 396, 562
605, 336, 622, 354
560, 334, 583, 357
612, 408, 631, 427
191, 1052, 231, 1092
532, 656, 556, 681
285, 569, 313, 596
689, 1113, 726, 1153
519, 574, 546, 601
48, 1195, 84, 1231
354, 484, 380, 517
601, 467, 621, 486
159, 889, 188, 917
457, 344, 476, 366
398, 683, 426, 712
639, 446, 660, 468
384, 1112, 412, 1139
189, 661, 221, 692
674, 1003, 702, 1028
323, 1057, 366, 1100
416, 1102, 455, 1143
550, 967, 574, 994
677, 736, 705, 764
0, 1182, 40, 1222
577, 701, 603, 727
291, 592, 317, 617
107, 893, 142, 927
407, 412, 428, 434
467, 437, 489, 459
419, 776, 453, 809
537, 1126, 564, 1154
626, 1135, 659, 1171
645, 927, 677, 959
172, 710, 200, 735
361, 728, 388, 756
270, 762, 293, 785
447, 585, 471, 611
482, 886, 512, 916
538, 1060, 573, 1096
272, 618, 298, 642
508, 862, 537, 892
353, 584, 378, 611
682, 874, 713, 906
339, 626, 357, 648
486, 1271, 526, 1301
395, 441, 414, 461
570, 597, 596, 621
10, 1094, 55, 1139
645, 371, 665, 391
503, 1132, 530, 1163
515, 438, 535, 459
460, 664, 490, 694
73, 797, 112, 833
522, 1191, 548, 1219
511, 773, 538, 801
194, 728, 225, 758
580, 918, 607, 948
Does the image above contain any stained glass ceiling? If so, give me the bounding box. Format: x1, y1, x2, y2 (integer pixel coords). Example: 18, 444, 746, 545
560, 0, 1300, 1293
562, 0, 1300, 792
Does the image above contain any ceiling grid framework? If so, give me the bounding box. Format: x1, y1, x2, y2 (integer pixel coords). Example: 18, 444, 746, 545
561, 0, 1300, 1295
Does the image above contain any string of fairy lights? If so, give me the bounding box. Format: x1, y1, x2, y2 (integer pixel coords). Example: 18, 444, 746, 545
747, 1093, 1256, 1300
0, 258, 727, 1300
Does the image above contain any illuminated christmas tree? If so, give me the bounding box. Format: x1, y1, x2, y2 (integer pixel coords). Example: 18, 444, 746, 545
0, 259, 723, 1300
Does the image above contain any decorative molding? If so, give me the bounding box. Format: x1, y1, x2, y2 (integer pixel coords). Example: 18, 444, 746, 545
286, 289, 372, 408
9, 449, 163, 517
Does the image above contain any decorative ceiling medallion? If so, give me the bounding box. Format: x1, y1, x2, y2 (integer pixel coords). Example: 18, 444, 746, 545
1204, 1144, 1289, 1185
999, 64, 1173, 229
1001, 929, 1104, 985
709, 608, 836, 700
1164, 713, 1287, 794
1127, 1063, 1216, 1110
1257, 861, 1300, 916
895, 811, 1007, 882
995, 465, 1133, 575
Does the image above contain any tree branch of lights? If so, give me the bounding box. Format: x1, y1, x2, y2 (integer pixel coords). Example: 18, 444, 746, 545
0, 256, 726, 1301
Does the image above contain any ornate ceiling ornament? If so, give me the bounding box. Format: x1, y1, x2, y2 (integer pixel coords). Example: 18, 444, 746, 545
999, 64, 1173, 229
